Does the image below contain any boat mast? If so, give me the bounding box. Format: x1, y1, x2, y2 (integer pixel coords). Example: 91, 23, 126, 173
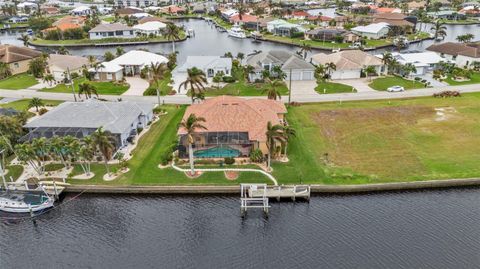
0, 149, 7, 191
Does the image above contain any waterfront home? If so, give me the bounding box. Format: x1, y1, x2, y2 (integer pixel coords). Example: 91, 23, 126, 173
373, 13, 415, 30
7, 16, 28, 23
177, 96, 287, 159
47, 54, 90, 81
173, 56, 232, 93
266, 19, 305, 37
115, 7, 143, 16
284, 10, 310, 20
41, 22, 83, 37
116, 0, 157, 8
88, 23, 135, 40
92, 50, 168, 80
305, 28, 360, 43
221, 9, 238, 21
160, 5, 186, 15
41, 6, 60, 15
53, 16, 87, 27
192, 1, 217, 14
133, 21, 166, 36
246, 50, 315, 81
427, 42, 480, 67
23, 100, 155, 148
229, 14, 259, 27
351, 22, 390, 39
376, 51, 444, 75
306, 15, 333, 27
426, 10, 466, 20
311, 50, 383, 80
70, 6, 93, 16
17, 2, 37, 13
138, 16, 170, 24
0, 45, 41, 75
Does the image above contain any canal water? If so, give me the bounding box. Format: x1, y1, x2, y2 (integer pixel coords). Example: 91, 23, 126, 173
1, 188, 479, 268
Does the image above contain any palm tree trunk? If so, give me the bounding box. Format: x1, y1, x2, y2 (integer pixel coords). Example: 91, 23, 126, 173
104, 159, 110, 175
172, 41, 176, 54
284, 143, 288, 157
267, 152, 271, 169
188, 143, 195, 174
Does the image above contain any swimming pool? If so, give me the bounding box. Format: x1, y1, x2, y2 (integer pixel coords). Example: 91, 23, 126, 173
193, 146, 241, 158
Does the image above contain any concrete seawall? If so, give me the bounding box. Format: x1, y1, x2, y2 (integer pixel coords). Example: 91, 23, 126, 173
65, 177, 480, 194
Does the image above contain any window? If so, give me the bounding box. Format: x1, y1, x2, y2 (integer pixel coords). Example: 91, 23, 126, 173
130, 31, 133, 35
107, 73, 113, 80
116, 31, 123, 36
13, 63, 19, 68
108, 32, 114, 36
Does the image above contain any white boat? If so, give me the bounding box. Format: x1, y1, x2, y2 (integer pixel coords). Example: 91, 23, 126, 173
0, 191, 54, 213
228, 25, 246, 39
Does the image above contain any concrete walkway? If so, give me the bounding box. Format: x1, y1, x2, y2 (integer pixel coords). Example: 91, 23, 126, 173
122, 77, 149, 96
337, 78, 376, 93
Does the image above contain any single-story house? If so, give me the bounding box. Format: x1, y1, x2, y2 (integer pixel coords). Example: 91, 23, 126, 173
373, 13, 415, 29
0, 45, 42, 75
311, 50, 383, 80
47, 54, 90, 81
115, 7, 143, 16
89, 23, 135, 40
177, 96, 287, 158
8, 16, 28, 23
305, 28, 360, 43
70, 6, 93, 16
221, 9, 238, 20
246, 50, 315, 81
427, 10, 466, 20
138, 16, 170, 24
351, 22, 390, 39
285, 10, 310, 20
23, 100, 155, 148
17, 2, 37, 13
41, 6, 60, 15
376, 51, 445, 75
160, 5, 186, 15
427, 42, 480, 67
229, 14, 259, 28
133, 21, 166, 35
173, 56, 232, 93
91, 62, 124, 81
267, 19, 305, 37
53, 16, 86, 27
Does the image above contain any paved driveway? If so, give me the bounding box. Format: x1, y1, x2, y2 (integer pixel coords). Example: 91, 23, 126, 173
336, 78, 376, 93
122, 77, 149, 96
289, 80, 319, 97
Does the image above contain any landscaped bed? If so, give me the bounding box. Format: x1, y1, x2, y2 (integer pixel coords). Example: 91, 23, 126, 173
315, 81, 356, 94
443, 72, 480, 86
41, 78, 130, 95
368, 76, 426, 91
0, 74, 38, 90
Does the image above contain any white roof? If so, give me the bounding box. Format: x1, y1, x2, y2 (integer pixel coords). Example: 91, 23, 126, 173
130, 13, 151, 18
90, 61, 123, 73
110, 50, 168, 66
133, 21, 167, 31
177, 56, 232, 72
352, 22, 389, 34
222, 9, 238, 17
396, 52, 444, 65
71, 6, 91, 12
144, 6, 162, 11
18, 2, 36, 8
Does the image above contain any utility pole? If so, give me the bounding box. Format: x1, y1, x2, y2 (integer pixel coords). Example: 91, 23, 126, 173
0, 149, 6, 191
67, 68, 77, 102
288, 68, 292, 105
156, 88, 161, 106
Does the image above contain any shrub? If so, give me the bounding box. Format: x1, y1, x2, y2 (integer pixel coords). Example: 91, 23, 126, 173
249, 149, 263, 163
222, 76, 235, 83
224, 157, 235, 165
38, 108, 48, 115
71, 72, 79, 79
137, 127, 143, 134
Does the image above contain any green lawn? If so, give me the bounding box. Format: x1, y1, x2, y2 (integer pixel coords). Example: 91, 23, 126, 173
205, 81, 289, 97
144, 71, 173, 96
0, 99, 63, 112
444, 72, 480, 86
6, 165, 23, 181
315, 81, 356, 94
67, 105, 271, 186
369, 76, 427, 91
0, 74, 38, 90
41, 78, 130, 95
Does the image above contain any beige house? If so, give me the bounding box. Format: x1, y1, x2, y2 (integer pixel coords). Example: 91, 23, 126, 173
177, 96, 287, 159
90, 62, 123, 81
48, 54, 90, 81
0, 45, 42, 75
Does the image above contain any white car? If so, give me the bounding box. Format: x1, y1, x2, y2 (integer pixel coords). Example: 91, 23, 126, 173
387, 86, 405, 92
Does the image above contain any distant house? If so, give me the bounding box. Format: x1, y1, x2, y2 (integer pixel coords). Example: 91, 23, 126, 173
311, 50, 383, 80
115, 7, 143, 16
305, 28, 360, 43
373, 13, 415, 28
378, 51, 444, 75
138, 16, 170, 24
221, 9, 238, 20
177, 96, 287, 158
17, 2, 37, 13
426, 42, 480, 67
91, 62, 124, 81
246, 50, 315, 81
70, 6, 93, 16
285, 10, 310, 20
173, 56, 232, 93
192, 2, 217, 14
160, 5, 186, 15
229, 14, 259, 28
351, 22, 390, 39
41, 6, 60, 15
266, 19, 305, 37
0, 45, 42, 75
47, 54, 90, 81
133, 21, 167, 35
53, 16, 87, 27
306, 15, 333, 27
88, 23, 135, 40
24, 101, 155, 148
427, 10, 466, 20
8, 16, 28, 23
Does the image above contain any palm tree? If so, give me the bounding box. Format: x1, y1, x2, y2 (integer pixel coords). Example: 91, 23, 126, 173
115, 46, 125, 57
431, 20, 447, 40
78, 136, 95, 176
163, 23, 181, 53
456, 33, 474, 43
78, 83, 98, 99
178, 67, 207, 103
299, 42, 312, 59
149, 62, 168, 104
282, 125, 296, 158
263, 78, 283, 100
381, 52, 393, 74
178, 113, 207, 175
104, 51, 115, 61
0, 62, 12, 79
57, 46, 69, 55
87, 55, 97, 66
402, 63, 417, 84
43, 73, 54, 86
28, 97, 44, 112
314, 64, 326, 81
363, 65, 377, 81
265, 121, 285, 170
237, 4, 246, 21
91, 127, 116, 175
19, 33, 29, 47
324, 62, 336, 80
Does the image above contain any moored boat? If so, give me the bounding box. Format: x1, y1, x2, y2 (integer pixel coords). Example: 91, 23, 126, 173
0, 191, 54, 213
228, 25, 246, 39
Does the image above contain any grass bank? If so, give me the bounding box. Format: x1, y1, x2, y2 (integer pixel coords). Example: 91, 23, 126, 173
0, 74, 38, 90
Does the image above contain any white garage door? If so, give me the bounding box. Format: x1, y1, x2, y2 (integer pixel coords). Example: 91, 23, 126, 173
290, 71, 302, 81
302, 71, 313, 80
332, 70, 361, 80
287, 70, 314, 81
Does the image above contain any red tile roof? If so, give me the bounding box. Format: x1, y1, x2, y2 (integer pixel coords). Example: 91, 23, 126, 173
229, 14, 258, 23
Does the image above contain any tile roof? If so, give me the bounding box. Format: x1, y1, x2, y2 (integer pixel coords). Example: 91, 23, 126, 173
138, 16, 171, 24
53, 16, 86, 27
48, 54, 90, 71
351, 22, 390, 34
311, 50, 383, 69
246, 50, 311, 71
178, 96, 287, 142
25, 101, 154, 134
177, 56, 232, 72
427, 42, 480, 58
89, 23, 133, 33
229, 14, 259, 23
0, 45, 41, 64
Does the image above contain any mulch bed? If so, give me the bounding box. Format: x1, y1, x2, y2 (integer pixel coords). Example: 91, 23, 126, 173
224, 171, 239, 181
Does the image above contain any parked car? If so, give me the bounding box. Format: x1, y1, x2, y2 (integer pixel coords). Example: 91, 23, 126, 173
387, 86, 405, 92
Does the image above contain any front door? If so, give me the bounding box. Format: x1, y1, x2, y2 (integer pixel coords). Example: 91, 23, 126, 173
207, 69, 214, 77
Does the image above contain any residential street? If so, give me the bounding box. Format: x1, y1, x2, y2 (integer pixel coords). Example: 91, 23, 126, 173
0, 83, 479, 104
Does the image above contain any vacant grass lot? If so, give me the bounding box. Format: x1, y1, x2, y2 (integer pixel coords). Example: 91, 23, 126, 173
205, 81, 289, 97
0, 74, 38, 89
41, 78, 129, 95
369, 76, 426, 91
315, 81, 356, 94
